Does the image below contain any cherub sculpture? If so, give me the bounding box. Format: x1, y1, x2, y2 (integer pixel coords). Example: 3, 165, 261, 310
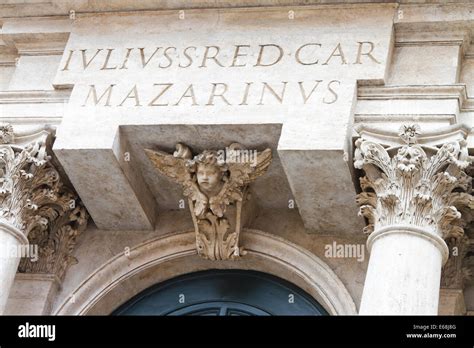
145, 143, 272, 260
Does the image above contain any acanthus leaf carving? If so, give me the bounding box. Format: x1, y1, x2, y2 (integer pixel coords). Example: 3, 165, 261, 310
18, 195, 88, 281
0, 124, 89, 281
0, 124, 14, 144
354, 124, 473, 240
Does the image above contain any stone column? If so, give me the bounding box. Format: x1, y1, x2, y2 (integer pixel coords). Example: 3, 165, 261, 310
354, 125, 472, 315
0, 223, 28, 313
0, 124, 87, 314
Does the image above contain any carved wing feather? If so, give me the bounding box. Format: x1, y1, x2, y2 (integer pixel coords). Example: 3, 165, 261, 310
145, 149, 191, 184
208, 148, 272, 217
247, 148, 272, 184
227, 148, 272, 185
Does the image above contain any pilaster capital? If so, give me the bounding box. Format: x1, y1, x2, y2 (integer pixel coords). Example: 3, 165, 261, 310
0, 124, 88, 280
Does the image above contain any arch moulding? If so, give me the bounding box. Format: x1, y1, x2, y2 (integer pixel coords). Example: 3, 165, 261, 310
54, 229, 357, 315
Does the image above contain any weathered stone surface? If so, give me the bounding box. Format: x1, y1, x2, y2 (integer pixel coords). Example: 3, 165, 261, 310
146, 142, 272, 260
439, 289, 466, 315
4, 274, 60, 315
1, 0, 473, 317
51, 4, 394, 231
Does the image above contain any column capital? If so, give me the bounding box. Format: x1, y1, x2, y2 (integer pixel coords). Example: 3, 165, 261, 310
354, 124, 473, 241
0, 123, 88, 281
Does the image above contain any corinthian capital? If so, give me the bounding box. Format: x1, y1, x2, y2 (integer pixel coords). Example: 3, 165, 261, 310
0, 124, 88, 280
354, 124, 473, 240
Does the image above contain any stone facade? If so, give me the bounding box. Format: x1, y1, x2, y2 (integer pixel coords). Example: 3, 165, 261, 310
0, 0, 473, 315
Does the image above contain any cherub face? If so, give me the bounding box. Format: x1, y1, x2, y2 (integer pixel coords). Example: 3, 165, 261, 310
196, 163, 222, 193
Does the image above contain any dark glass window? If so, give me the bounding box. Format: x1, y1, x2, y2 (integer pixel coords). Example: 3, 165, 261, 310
113, 270, 328, 316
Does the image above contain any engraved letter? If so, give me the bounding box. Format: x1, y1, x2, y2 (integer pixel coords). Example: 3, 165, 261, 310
298, 80, 322, 104
200, 46, 225, 68
148, 83, 173, 106
139, 47, 161, 68
239, 82, 253, 105
174, 84, 198, 106
295, 43, 321, 65
160, 47, 176, 69
119, 84, 141, 106
354, 41, 380, 64
322, 43, 347, 65
179, 46, 196, 68
101, 48, 118, 70
206, 83, 231, 105
120, 48, 134, 69
231, 45, 250, 67
80, 49, 103, 69
323, 80, 340, 104
61, 50, 74, 71
82, 84, 115, 106
258, 82, 287, 105
255, 44, 284, 67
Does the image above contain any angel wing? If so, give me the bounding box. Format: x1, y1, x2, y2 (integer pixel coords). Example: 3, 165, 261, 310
209, 148, 272, 216
145, 145, 209, 217
228, 147, 272, 186
144, 148, 191, 185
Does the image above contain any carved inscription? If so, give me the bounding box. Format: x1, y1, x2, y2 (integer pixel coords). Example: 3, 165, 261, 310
59, 42, 381, 107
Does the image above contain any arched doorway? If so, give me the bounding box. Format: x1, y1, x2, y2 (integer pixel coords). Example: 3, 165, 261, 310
113, 270, 328, 316
54, 230, 356, 315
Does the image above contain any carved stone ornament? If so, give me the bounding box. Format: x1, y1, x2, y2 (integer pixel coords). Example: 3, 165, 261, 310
0, 124, 14, 144
441, 162, 474, 289
354, 124, 473, 240
0, 124, 88, 281
441, 235, 473, 289
146, 143, 272, 260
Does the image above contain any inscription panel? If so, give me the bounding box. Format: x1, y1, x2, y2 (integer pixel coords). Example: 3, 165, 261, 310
58, 41, 379, 108
52, 5, 395, 231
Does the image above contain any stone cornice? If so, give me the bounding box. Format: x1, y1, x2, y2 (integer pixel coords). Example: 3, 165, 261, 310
394, 24, 471, 51
14, 272, 61, 286
0, 32, 69, 57
0, 1, 398, 19
354, 123, 470, 147
1, 1, 471, 25
358, 85, 474, 111
0, 90, 71, 105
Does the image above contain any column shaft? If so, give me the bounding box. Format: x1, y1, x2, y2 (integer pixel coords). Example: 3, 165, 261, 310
359, 226, 448, 315
0, 223, 28, 314
354, 124, 472, 315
